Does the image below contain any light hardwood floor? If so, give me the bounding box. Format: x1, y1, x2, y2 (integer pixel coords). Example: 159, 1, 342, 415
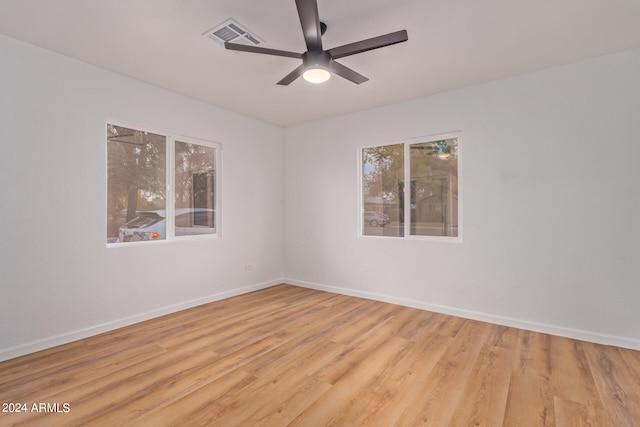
1, 284, 639, 426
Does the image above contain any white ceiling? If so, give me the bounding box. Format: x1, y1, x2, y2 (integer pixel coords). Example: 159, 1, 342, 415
1, 0, 640, 127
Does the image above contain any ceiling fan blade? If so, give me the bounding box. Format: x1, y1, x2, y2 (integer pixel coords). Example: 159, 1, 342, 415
225, 42, 302, 59
327, 30, 408, 59
277, 65, 305, 85
295, 0, 323, 51
329, 61, 369, 84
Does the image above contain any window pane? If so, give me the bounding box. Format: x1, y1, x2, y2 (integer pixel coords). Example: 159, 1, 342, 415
362, 144, 404, 237
410, 138, 458, 237
107, 124, 167, 243
174, 141, 216, 236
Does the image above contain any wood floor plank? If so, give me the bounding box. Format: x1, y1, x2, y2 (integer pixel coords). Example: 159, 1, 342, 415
513, 329, 554, 381
618, 346, 640, 380
1, 344, 166, 403
583, 342, 640, 427
311, 313, 408, 386
14, 342, 220, 426
127, 368, 258, 427
502, 371, 556, 427
1, 284, 639, 427
111, 333, 291, 426
393, 320, 489, 426
448, 343, 515, 427
237, 375, 332, 427
288, 335, 411, 426
341, 332, 455, 426
391, 308, 438, 341
548, 335, 610, 426
553, 396, 593, 427
417, 311, 469, 339
239, 300, 369, 379
201, 368, 332, 426
487, 323, 520, 349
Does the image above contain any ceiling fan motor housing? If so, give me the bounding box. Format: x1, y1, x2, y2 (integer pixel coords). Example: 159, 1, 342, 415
303, 50, 332, 70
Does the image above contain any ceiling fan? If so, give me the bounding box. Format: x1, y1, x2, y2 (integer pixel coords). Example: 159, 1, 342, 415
224, 0, 408, 85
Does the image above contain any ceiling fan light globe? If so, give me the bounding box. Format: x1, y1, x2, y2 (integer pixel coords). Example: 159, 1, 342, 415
303, 68, 331, 83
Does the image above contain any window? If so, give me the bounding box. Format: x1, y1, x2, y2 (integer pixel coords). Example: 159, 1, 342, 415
106, 124, 219, 244
361, 135, 460, 239
362, 143, 404, 237
174, 141, 216, 237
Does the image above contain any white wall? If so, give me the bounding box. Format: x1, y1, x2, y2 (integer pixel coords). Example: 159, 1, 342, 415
2, 33, 639, 360
0, 34, 285, 360
284, 48, 640, 350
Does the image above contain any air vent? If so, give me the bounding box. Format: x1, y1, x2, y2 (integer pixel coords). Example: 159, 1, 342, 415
204, 19, 264, 47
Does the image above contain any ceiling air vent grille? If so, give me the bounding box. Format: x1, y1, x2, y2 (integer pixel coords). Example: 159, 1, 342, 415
204, 19, 264, 47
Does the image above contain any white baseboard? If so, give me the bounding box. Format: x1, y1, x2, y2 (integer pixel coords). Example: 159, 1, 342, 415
0, 279, 283, 362
4, 277, 637, 362
285, 278, 640, 351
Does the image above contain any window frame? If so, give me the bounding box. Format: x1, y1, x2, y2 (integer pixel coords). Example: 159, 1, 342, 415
358, 132, 462, 242
106, 121, 222, 247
